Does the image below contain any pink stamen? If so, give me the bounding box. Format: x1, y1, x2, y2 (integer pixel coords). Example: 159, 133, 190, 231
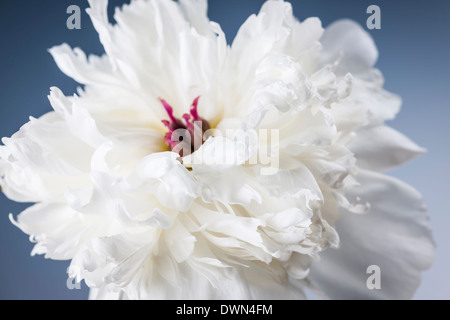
182, 114, 194, 132
159, 98, 184, 129
164, 132, 173, 148
159, 96, 210, 155
190, 96, 201, 121
161, 120, 173, 132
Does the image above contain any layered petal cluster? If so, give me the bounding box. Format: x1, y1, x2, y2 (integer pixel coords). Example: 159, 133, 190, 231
1, 0, 433, 299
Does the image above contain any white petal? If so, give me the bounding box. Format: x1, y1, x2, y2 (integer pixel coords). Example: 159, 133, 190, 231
0, 113, 93, 202
279, 109, 337, 151
262, 207, 312, 231
184, 136, 254, 170
164, 220, 196, 263
351, 71, 402, 123
48, 87, 107, 149
226, 1, 323, 118
231, 1, 322, 75
133, 152, 198, 212
321, 19, 378, 75
308, 170, 434, 299
179, 0, 210, 35
195, 167, 261, 206
71, 147, 194, 224
49, 44, 123, 86
3, 112, 92, 174
192, 203, 270, 263
194, 206, 265, 248
260, 164, 323, 204
349, 125, 425, 171
260, 208, 314, 258
10, 203, 104, 260
86, 0, 227, 119
77, 232, 153, 288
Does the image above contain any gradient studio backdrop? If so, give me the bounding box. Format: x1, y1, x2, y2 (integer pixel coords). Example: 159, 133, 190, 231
0, 0, 448, 300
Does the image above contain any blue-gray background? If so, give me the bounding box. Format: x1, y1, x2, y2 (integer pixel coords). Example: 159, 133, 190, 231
0, 0, 448, 300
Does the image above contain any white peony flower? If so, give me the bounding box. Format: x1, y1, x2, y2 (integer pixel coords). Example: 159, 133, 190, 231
1, 0, 433, 300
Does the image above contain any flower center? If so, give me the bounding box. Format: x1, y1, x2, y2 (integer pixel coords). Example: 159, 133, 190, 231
160, 96, 211, 157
